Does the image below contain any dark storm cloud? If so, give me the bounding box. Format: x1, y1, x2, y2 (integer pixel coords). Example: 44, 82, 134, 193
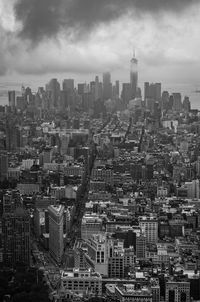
15, 0, 198, 42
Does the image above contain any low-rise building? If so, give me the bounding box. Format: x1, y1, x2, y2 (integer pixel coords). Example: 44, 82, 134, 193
60, 268, 102, 296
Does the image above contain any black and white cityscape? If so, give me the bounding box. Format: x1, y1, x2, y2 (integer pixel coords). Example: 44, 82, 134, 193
1, 1, 200, 302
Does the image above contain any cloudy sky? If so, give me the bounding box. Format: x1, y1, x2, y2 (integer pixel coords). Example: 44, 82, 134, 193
0, 0, 200, 88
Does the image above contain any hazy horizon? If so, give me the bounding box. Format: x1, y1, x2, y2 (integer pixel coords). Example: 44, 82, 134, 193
0, 77, 200, 109
1, 0, 200, 89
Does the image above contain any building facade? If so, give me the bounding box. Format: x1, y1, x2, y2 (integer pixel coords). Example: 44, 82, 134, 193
48, 205, 64, 264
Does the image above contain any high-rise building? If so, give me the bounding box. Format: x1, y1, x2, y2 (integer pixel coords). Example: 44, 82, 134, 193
154, 83, 161, 101
113, 80, 120, 99
90, 81, 95, 100
103, 72, 112, 100
183, 96, 191, 112
130, 52, 138, 100
62, 79, 74, 93
107, 238, 125, 278
136, 233, 146, 259
161, 91, 169, 111
139, 217, 158, 244
144, 82, 150, 100
8, 91, 15, 111
121, 83, 131, 104
48, 205, 64, 264
46, 78, 60, 108
60, 90, 69, 110
115, 80, 120, 97
167, 95, 174, 111
144, 82, 161, 102
16, 96, 27, 111
0, 220, 3, 265
172, 93, 182, 112
94, 76, 103, 101
0, 154, 8, 181
2, 206, 30, 267
78, 83, 87, 96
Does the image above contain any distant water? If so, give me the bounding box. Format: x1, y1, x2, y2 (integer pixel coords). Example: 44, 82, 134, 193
0, 81, 200, 110
0, 81, 33, 106
163, 83, 200, 110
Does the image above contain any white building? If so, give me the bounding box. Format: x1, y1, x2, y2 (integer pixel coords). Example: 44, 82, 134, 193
60, 268, 102, 296
81, 214, 103, 241
21, 159, 34, 170
139, 216, 158, 244
86, 233, 108, 276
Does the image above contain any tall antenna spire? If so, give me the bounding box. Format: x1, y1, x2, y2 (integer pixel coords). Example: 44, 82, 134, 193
132, 47, 137, 59
133, 48, 136, 58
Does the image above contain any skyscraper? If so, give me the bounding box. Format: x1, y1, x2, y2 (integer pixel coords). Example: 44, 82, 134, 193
48, 205, 64, 264
130, 51, 138, 100
173, 93, 182, 112
161, 91, 169, 111
78, 83, 87, 96
8, 91, 15, 111
46, 78, 60, 108
121, 83, 131, 105
2, 197, 30, 267
0, 154, 8, 181
113, 80, 120, 99
94, 76, 102, 101
144, 82, 161, 102
103, 72, 112, 100
62, 79, 74, 93
183, 96, 191, 112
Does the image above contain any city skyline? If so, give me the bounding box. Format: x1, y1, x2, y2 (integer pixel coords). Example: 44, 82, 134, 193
0, 0, 200, 87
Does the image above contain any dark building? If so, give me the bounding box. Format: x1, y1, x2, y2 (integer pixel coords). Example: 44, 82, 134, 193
113, 229, 136, 249
73, 118, 80, 129
2, 206, 30, 267
60, 90, 69, 110
62, 79, 74, 93
103, 72, 112, 100
121, 83, 131, 105
161, 91, 169, 111
168, 95, 174, 111
0, 154, 8, 181
190, 276, 200, 301
82, 93, 93, 112
46, 78, 60, 108
115, 80, 120, 97
16, 96, 27, 111
183, 96, 191, 112
144, 82, 161, 102
78, 83, 87, 96
8, 90, 15, 111
172, 93, 182, 112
